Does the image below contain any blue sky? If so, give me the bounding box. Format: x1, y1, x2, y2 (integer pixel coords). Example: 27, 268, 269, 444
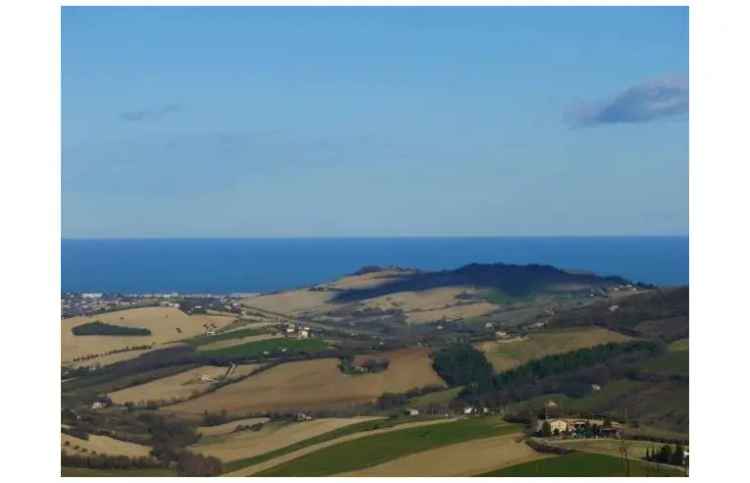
62, 7, 688, 238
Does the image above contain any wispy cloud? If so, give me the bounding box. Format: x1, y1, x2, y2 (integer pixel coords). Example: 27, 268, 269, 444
120, 103, 182, 122
566, 76, 688, 127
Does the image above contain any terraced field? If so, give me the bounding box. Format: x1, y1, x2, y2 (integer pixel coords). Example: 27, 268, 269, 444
257, 416, 521, 476
190, 417, 379, 463
342, 432, 544, 476
167, 347, 444, 415
475, 327, 632, 373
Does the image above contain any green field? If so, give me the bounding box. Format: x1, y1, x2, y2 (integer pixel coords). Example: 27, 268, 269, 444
408, 387, 463, 408
479, 452, 683, 477
223, 417, 435, 473
61, 467, 176, 477
640, 350, 689, 377
197, 337, 329, 359
186, 327, 270, 347
668, 338, 689, 352
257, 417, 521, 476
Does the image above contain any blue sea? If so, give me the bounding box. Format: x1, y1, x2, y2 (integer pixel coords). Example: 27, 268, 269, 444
62, 237, 688, 294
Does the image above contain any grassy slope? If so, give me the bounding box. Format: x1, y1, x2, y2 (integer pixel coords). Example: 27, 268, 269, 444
408, 387, 463, 408
479, 452, 683, 477
257, 417, 521, 476
478, 327, 631, 372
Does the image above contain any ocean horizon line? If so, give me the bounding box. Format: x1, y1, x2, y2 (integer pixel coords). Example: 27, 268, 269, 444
62, 235, 689, 241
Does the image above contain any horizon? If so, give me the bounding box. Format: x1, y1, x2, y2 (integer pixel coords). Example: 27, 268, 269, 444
63, 6, 688, 239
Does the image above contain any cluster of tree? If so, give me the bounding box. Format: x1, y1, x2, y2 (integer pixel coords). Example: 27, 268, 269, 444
62, 451, 165, 470
339, 355, 390, 375
431, 341, 665, 410
333, 262, 629, 303
69, 344, 154, 364
549, 287, 688, 340
645, 444, 687, 466
135, 413, 201, 464
202, 409, 230, 426
72, 321, 152, 336
176, 451, 223, 476
432, 344, 495, 396
374, 385, 447, 411
495, 341, 664, 389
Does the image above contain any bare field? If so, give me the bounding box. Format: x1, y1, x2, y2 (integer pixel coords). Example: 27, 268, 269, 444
190, 417, 379, 462
61, 433, 152, 458
108, 364, 262, 404
61, 307, 238, 364
476, 327, 632, 372
341, 433, 546, 476
167, 347, 445, 415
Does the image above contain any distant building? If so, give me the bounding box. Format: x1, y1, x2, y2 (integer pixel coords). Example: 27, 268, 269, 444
405, 408, 420, 416
536, 418, 568, 434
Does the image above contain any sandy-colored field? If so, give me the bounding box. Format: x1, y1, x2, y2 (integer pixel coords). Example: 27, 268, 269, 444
341, 433, 546, 476
476, 327, 632, 372
61, 307, 238, 364
359, 287, 497, 324
406, 302, 498, 324
226, 418, 458, 476
61, 433, 152, 458
66, 346, 159, 369
108, 364, 262, 405
190, 417, 379, 462
242, 289, 337, 315
324, 270, 414, 290
198, 334, 281, 351
168, 347, 445, 415
197, 417, 271, 438
364, 287, 473, 312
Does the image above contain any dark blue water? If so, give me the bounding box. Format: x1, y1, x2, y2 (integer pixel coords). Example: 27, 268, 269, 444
62, 237, 688, 294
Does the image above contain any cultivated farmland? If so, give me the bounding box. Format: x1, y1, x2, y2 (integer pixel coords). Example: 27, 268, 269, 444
61, 307, 238, 364
342, 432, 545, 476
108, 364, 262, 405
190, 417, 379, 462
257, 416, 521, 476
475, 326, 632, 372
167, 347, 445, 415
61, 433, 152, 458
